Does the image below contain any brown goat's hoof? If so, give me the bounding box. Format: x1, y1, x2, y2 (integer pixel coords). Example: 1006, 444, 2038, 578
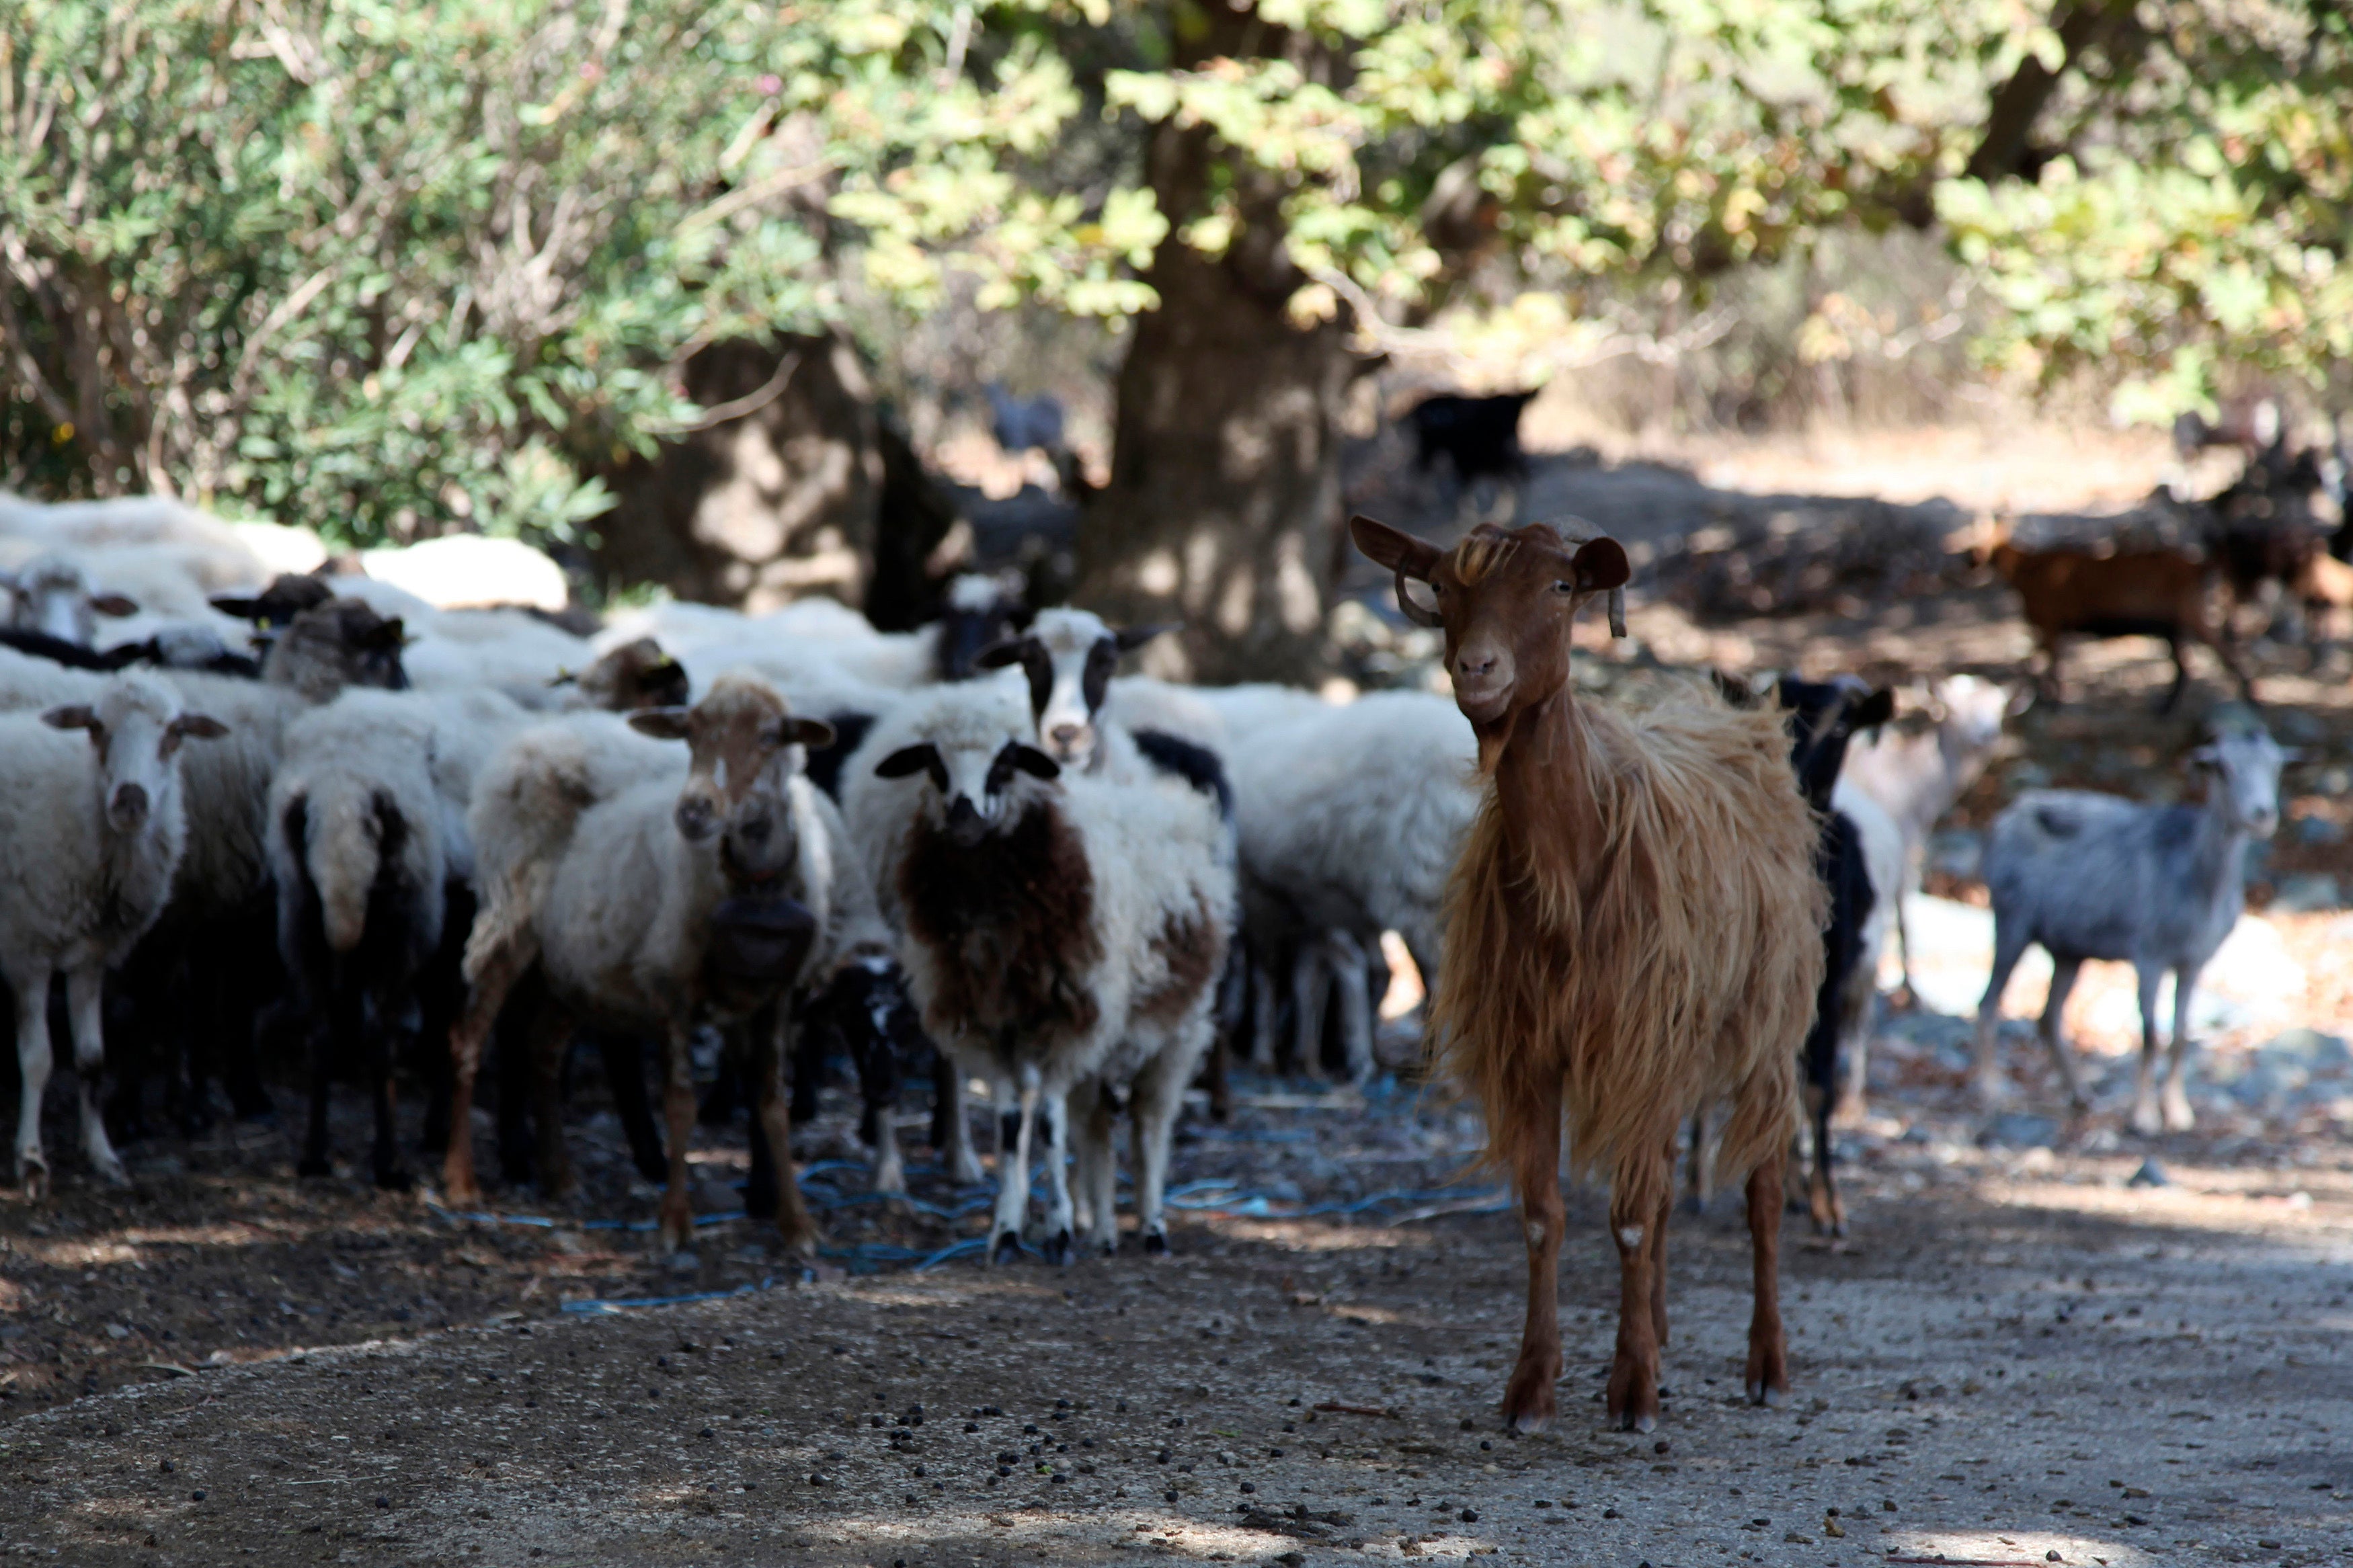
1747, 1381, 1785, 1407
990, 1230, 1022, 1266
1620, 1409, 1657, 1434
1502, 1360, 1560, 1434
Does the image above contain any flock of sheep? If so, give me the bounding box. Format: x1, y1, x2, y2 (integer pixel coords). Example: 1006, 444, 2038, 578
0, 474, 2299, 1430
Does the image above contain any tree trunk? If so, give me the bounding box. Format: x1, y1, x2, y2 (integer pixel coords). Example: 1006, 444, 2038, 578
1074, 4, 1358, 686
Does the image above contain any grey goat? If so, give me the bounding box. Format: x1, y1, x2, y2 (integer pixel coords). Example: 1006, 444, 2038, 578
1973, 725, 2288, 1134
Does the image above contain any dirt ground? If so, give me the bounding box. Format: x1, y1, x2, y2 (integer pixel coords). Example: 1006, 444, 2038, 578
4, 431, 2352, 1565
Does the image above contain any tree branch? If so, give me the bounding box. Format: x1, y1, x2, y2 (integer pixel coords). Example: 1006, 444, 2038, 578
1963, 3, 2130, 185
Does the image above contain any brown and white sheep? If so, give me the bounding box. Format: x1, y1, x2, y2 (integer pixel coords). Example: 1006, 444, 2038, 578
1351, 513, 1825, 1435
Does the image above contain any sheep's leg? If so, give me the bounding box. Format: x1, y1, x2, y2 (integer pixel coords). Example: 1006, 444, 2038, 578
527, 1004, 578, 1198
297, 954, 346, 1181
934, 1060, 984, 1186
1743, 1145, 1791, 1407
1288, 942, 1328, 1077
657, 1022, 697, 1257
1085, 1088, 1120, 1254
65, 967, 127, 1189
2161, 964, 2200, 1132
752, 1007, 818, 1260
1499, 1072, 1565, 1434
1972, 919, 2034, 1109
1038, 1083, 1076, 1266
2037, 956, 2090, 1114
1067, 1081, 1113, 1254
1329, 930, 1375, 1085
1248, 954, 1280, 1071
2128, 963, 2169, 1137
443, 936, 532, 1204
1883, 862, 1921, 1018
1129, 1038, 1194, 1257
1201, 1035, 1232, 1125
1680, 1106, 1707, 1215
850, 1018, 906, 1199
990, 1071, 1041, 1264
364, 984, 411, 1193
11, 963, 54, 1198
595, 1032, 668, 1185
1604, 1147, 1668, 1434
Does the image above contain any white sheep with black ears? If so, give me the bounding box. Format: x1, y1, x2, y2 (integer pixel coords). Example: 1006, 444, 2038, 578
841, 683, 1232, 1262
0, 673, 227, 1194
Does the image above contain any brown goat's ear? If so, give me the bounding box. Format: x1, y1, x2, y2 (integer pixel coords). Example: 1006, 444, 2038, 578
1113, 624, 1172, 653
41, 704, 101, 735
787, 717, 837, 751
629, 707, 694, 742
1570, 538, 1630, 593
169, 713, 230, 741
1350, 514, 1441, 579
1852, 687, 1897, 729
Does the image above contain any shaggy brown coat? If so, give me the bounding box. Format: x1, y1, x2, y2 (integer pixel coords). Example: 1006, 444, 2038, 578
1437, 690, 1819, 1222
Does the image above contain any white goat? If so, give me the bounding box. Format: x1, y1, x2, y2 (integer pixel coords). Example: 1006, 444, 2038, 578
0, 675, 226, 1194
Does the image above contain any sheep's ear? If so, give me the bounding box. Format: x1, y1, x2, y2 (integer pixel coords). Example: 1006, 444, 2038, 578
875, 743, 947, 792
787, 717, 836, 751
209, 593, 265, 620
169, 713, 230, 741
974, 638, 1033, 670
1349, 513, 1441, 579
1853, 688, 1897, 729
1570, 538, 1630, 593
1113, 623, 1172, 653
1004, 743, 1061, 780
2004, 682, 2036, 718
629, 707, 694, 742
89, 592, 140, 618
42, 704, 100, 735
367, 616, 407, 650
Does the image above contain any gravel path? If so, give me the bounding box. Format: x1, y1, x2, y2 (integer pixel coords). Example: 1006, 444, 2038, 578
3, 1096, 2346, 1568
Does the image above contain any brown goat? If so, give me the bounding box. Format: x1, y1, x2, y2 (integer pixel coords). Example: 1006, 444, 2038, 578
1988, 532, 2254, 711
1351, 513, 1823, 1435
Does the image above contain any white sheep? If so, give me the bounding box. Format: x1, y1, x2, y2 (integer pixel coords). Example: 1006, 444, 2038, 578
842, 684, 1233, 1261
442, 675, 873, 1256
1220, 689, 1476, 1081
0, 674, 226, 1194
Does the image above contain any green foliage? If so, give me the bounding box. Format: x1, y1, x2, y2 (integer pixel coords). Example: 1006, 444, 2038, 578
0, 0, 1150, 544
1938, 7, 2353, 422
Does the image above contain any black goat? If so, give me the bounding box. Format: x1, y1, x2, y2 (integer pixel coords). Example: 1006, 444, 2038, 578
1404, 390, 1536, 489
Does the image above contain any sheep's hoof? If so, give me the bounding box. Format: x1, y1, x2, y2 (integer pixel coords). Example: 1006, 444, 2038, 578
296, 1155, 332, 1180
374, 1167, 414, 1194
2161, 1085, 2196, 1132
19, 1155, 48, 1202
1142, 1230, 1168, 1258
990, 1229, 1022, 1266
1039, 1227, 1072, 1267
93, 1156, 132, 1190
2129, 1099, 2163, 1138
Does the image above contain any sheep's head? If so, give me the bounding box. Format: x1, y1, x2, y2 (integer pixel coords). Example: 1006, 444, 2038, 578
210, 572, 335, 631
630, 675, 832, 858
1351, 513, 1628, 772
560, 636, 689, 712
1929, 673, 2026, 755
43, 674, 227, 832
976, 606, 1166, 768
873, 696, 1061, 850
3, 553, 138, 645
264, 598, 410, 700
2192, 726, 2290, 840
